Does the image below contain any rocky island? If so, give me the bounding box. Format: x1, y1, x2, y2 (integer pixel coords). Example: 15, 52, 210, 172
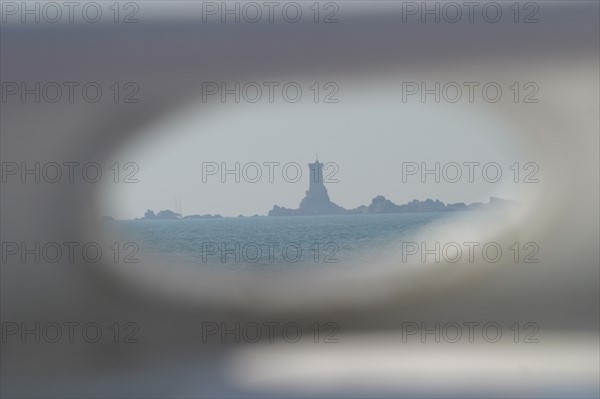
135, 158, 517, 220
136, 209, 222, 220
268, 158, 517, 216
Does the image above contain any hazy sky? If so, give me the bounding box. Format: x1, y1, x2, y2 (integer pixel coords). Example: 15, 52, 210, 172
99, 77, 537, 219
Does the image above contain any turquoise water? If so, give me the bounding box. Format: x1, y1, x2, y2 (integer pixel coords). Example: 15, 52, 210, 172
111, 213, 463, 272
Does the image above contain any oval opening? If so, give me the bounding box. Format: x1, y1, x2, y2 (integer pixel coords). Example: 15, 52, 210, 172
89, 77, 539, 309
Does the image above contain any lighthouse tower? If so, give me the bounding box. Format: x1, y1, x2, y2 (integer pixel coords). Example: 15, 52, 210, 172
268, 155, 344, 216
308, 155, 325, 190
297, 156, 343, 215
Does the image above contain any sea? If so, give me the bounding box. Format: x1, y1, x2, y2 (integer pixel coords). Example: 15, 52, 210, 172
106, 212, 499, 273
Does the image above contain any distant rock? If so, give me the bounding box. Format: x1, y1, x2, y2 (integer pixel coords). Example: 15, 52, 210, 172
136, 209, 181, 220
467, 196, 518, 211
182, 214, 222, 219
366, 195, 400, 214
445, 202, 469, 212
397, 198, 446, 213
268, 205, 297, 217
341, 196, 516, 215
345, 205, 369, 215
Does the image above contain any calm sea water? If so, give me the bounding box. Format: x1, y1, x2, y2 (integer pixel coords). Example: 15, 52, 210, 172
111, 213, 467, 272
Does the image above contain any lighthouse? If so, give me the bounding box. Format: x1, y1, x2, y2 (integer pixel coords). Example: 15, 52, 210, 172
297, 156, 343, 215
268, 156, 345, 216
308, 155, 325, 189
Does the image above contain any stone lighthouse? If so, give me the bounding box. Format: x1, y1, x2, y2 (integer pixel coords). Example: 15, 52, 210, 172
298, 156, 343, 215
268, 156, 344, 216
308, 156, 326, 192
